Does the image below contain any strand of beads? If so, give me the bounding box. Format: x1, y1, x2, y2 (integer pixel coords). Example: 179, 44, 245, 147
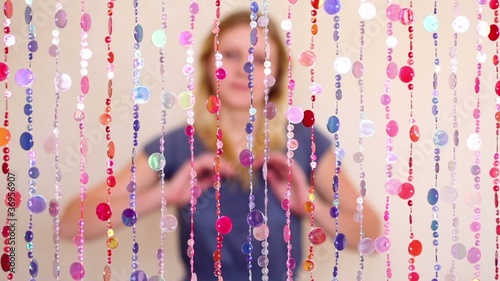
280, 1, 296, 279
210, 1, 232, 278
326, 2, 346, 280
95, 1, 117, 279
397, 3, 423, 281
241, 2, 259, 280
442, 2, 470, 279
68, 2, 92, 280
376, 2, 402, 280
354, 2, 378, 279
47, 2, 70, 280
299, 1, 328, 279
489, 1, 500, 279
462, 0, 482, 278
149, 1, 179, 279
178, 2, 199, 281
15, 1, 47, 279
0, 1, 15, 279
258, 3, 275, 280
124, 0, 151, 279
423, 1, 442, 280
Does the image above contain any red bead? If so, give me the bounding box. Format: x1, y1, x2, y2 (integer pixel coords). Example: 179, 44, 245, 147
302, 110, 315, 127
408, 239, 422, 257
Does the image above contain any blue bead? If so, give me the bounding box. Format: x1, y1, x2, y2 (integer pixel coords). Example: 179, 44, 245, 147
133, 242, 139, 253
427, 188, 439, 205
430, 219, 439, 231
29, 259, 38, 277
334, 233, 347, 251
250, 28, 258, 46
250, 2, 259, 13
327, 115, 340, 133
20, 132, 34, 150
241, 242, 253, 255
24, 6, 32, 24
244, 62, 254, 73
28, 167, 39, 179
245, 122, 253, 134
25, 230, 34, 242
134, 24, 143, 43
24, 104, 33, 115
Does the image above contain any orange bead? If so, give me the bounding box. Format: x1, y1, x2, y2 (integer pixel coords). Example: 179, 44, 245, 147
213, 250, 221, 262
302, 259, 314, 271
304, 201, 315, 213
0, 128, 11, 146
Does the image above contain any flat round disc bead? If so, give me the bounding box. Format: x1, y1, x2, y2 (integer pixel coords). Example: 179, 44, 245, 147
27, 195, 46, 214
452, 16, 470, 33
14, 68, 34, 87
0, 62, 9, 82
0, 127, 11, 146
69, 262, 85, 280
151, 29, 167, 48
215, 216, 232, 235
160, 213, 178, 232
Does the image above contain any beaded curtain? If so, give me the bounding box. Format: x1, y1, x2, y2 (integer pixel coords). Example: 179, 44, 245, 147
4, 1, 498, 280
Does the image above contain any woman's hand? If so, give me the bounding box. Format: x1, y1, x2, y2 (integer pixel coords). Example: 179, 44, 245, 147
254, 152, 310, 217
167, 153, 235, 206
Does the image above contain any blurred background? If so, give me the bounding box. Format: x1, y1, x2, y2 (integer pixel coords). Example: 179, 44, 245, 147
5, 0, 496, 280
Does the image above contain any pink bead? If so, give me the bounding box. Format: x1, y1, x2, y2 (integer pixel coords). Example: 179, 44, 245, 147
286, 106, 304, 124
215, 216, 232, 235
239, 149, 254, 167
96, 202, 112, 221
386, 120, 399, 137
70, 262, 85, 280
399, 8, 415, 25
399, 65, 415, 83
385, 178, 402, 195
408, 271, 419, 281
80, 76, 90, 95
298, 51, 316, 67
398, 182, 415, 199
80, 13, 92, 32
283, 225, 291, 243
386, 4, 401, 21
352, 61, 364, 78
467, 247, 481, 263
308, 227, 326, 245
386, 62, 398, 79
0, 62, 9, 82
490, 167, 499, 178
179, 31, 193, 47
215, 68, 226, 80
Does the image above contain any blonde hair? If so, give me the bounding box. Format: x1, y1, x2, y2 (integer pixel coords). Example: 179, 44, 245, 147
193, 10, 289, 184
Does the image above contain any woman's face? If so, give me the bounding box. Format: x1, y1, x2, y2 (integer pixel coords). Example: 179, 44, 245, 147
210, 23, 279, 111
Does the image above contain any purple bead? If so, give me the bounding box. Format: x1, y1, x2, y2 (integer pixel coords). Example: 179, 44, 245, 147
130, 270, 147, 281
239, 149, 254, 167
122, 208, 137, 227
27, 195, 46, 214
29, 259, 38, 277
55, 9, 68, 28
69, 262, 85, 280
247, 209, 264, 227
15, 68, 34, 87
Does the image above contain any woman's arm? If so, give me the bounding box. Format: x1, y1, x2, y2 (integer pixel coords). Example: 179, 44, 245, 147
59, 151, 161, 240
